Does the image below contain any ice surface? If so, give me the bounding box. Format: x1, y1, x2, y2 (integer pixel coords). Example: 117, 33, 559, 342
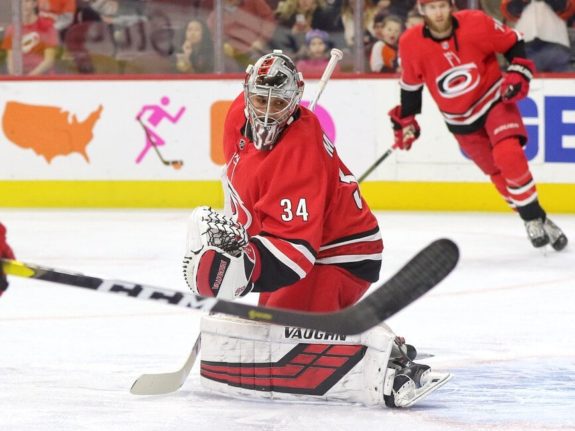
1, 210, 574, 431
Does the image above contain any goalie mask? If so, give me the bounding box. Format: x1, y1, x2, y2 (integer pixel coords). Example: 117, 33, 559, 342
244, 50, 304, 150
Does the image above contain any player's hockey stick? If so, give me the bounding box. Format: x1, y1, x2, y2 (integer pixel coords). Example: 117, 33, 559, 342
137, 119, 184, 170
357, 132, 415, 183
308, 48, 343, 112
358, 146, 395, 183
131, 48, 348, 396
2, 238, 458, 334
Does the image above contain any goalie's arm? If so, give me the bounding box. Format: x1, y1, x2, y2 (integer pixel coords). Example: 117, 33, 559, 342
183, 207, 316, 300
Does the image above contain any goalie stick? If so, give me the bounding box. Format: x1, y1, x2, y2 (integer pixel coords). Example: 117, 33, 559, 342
1, 239, 458, 334
130, 333, 202, 395
131, 48, 348, 396
2, 239, 458, 386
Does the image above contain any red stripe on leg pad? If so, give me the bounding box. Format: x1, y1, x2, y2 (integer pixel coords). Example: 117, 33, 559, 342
200, 343, 367, 395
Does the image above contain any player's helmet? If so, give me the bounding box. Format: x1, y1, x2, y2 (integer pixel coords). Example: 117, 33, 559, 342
244, 50, 304, 150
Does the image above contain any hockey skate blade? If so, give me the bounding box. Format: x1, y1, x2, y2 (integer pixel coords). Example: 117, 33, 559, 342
399, 372, 452, 408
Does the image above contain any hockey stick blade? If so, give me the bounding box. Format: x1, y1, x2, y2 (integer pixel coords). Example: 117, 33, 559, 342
1, 238, 458, 335
130, 334, 201, 396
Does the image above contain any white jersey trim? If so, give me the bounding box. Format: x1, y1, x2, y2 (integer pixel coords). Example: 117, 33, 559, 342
317, 253, 382, 264
399, 80, 424, 92
319, 231, 382, 252
507, 179, 535, 196
509, 192, 538, 207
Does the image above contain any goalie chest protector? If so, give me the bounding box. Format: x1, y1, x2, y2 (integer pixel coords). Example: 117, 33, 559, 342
199, 313, 395, 406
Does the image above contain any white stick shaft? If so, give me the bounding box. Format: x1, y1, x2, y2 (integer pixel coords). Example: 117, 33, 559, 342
308, 48, 343, 112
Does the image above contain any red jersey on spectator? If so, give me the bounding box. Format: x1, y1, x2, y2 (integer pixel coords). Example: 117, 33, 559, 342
222, 94, 383, 293
398, 10, 522, 131
38, 0, 76, 14
2, 17, 59, 75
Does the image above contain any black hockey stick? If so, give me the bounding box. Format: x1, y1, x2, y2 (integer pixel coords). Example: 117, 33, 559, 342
137, 119, 184, 169
1, 238, 458, 335
358, 147, 395, 183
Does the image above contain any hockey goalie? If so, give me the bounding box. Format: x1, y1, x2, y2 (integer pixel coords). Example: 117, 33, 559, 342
182, 50, 451, 408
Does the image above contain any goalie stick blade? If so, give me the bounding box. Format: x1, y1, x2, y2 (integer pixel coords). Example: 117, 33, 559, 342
130, 335, 201, 396
1, 238, 458, 335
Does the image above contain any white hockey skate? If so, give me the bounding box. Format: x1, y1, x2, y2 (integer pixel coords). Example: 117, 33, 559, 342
543, 218, 568, 251
383, 344, 452, 409
524, 218, 549, 248
524, 217, 568, 251
384, 364, 452, 408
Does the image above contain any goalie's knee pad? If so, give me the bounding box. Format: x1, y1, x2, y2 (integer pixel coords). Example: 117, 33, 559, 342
199, 314, 397, 407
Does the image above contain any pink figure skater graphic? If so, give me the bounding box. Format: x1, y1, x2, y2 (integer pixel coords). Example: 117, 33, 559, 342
136, 96, 186, 169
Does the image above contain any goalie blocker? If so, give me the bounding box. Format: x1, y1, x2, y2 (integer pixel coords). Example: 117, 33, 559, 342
200, 314, 451, 408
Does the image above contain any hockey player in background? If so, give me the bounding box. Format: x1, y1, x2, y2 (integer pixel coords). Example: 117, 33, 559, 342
389, 0, 568, 251
0, 223, 16, 297
181, 50, 450, 408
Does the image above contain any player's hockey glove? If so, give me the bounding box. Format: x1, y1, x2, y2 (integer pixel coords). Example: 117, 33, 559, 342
0, 223, 16, 297
501, 57, 535, 104
388, 105, 421, 150
182, 207, 260, 300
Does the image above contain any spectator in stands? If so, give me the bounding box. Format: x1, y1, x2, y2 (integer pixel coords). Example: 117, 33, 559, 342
386, 0, 416, 19
38, 0, 76, 41
273, 0, 335, 60
296, 28, 339, 74
369, 13, 401, 72
2, 0, 58, 75
405, 9, 424, 29
502, 0, 575, 72
175, 18, 214, 73
207, 0, 276, 72
375, 0, 391, 16
339, 0, 378, 49
480, 0, 505, 21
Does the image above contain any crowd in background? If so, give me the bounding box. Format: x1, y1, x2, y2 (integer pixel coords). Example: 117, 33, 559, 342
1, 0, 575, 76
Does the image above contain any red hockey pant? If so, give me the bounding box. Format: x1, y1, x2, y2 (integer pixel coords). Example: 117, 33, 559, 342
453, 102, 535, 208
258, 265, 371, 312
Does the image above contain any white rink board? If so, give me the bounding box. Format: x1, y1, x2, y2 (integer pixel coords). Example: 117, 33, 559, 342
0, 78, 574, 183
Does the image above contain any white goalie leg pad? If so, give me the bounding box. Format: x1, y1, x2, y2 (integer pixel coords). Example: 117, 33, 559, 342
199, 314, 396, 407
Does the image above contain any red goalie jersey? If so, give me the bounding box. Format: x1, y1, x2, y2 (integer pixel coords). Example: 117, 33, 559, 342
399, 10, 522, 133
223, 94, 383, 305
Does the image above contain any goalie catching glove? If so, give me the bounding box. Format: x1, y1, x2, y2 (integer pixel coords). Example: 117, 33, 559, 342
182, 206, 260, 300
388, 105, 421, 150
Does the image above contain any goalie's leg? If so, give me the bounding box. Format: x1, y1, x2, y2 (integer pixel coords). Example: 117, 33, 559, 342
199, 314, 450, 408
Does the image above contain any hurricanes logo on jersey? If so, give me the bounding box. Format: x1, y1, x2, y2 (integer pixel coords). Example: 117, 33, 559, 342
227, 182, 253, 230
436, 63, 481, 99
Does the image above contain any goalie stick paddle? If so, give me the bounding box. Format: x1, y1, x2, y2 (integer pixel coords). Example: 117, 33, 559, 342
130, 334, 201, 396
1, 238, 458, 335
